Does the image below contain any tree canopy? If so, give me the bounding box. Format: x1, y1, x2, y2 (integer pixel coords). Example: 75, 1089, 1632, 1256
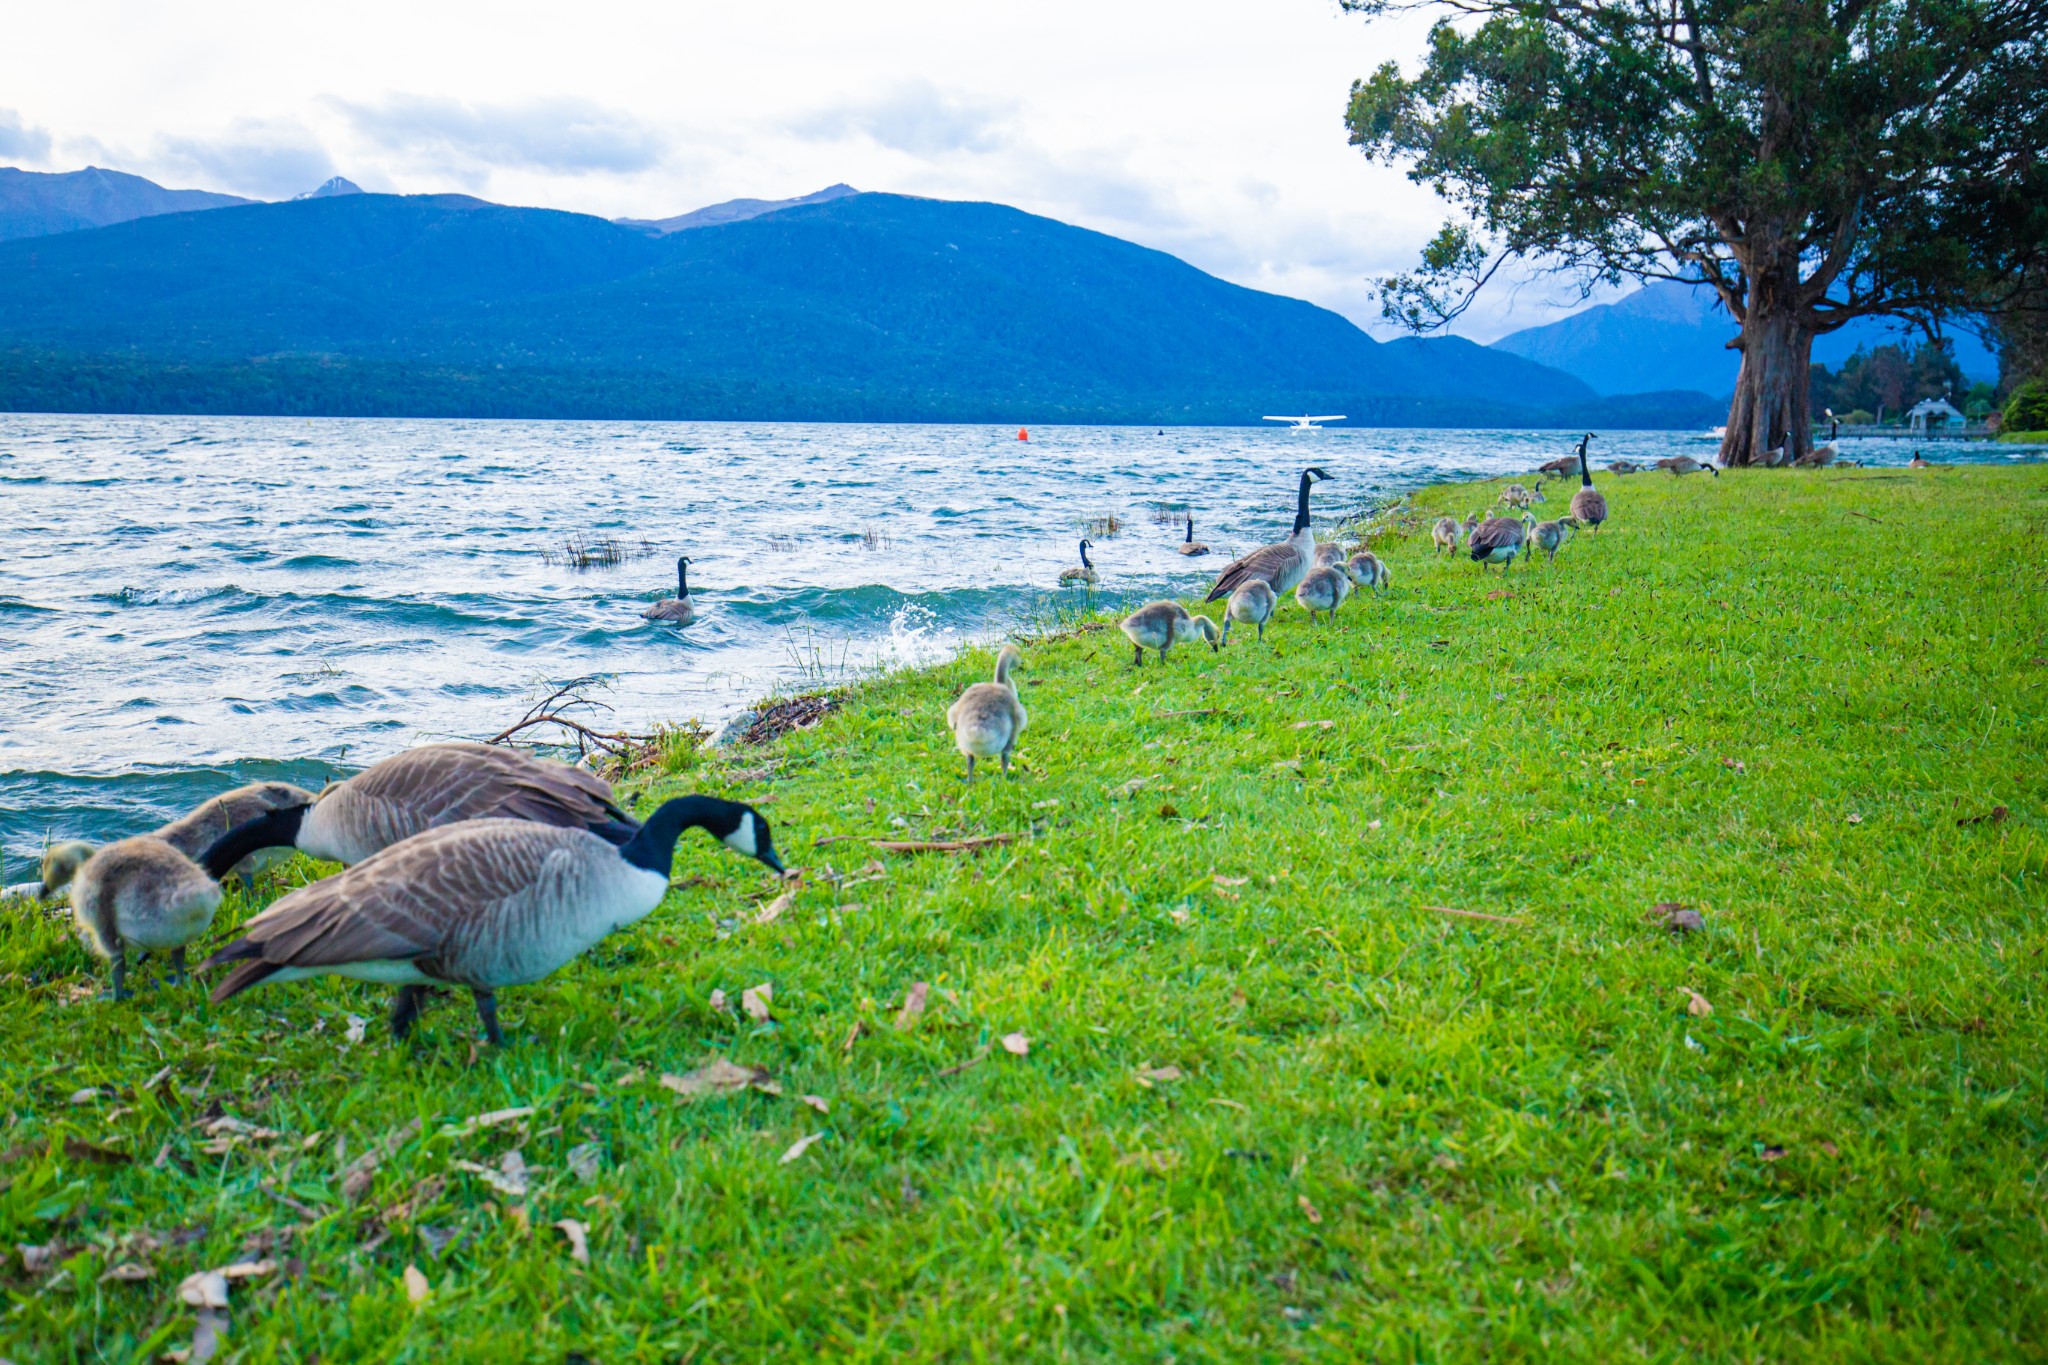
1344, 0, 2048, 463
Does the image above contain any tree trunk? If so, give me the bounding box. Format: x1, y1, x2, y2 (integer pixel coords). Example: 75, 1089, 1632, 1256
1718, 260, 1815, 468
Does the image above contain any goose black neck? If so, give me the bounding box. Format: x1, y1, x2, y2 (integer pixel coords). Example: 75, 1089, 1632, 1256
199, 804, 308, 880
676, 558, 689, 597
620, 795, 728, 875
1577, 437, 1593, 486
1184, 516, 1194, 543
1293, 472, 1313, 533
1078, 540, 1092, 569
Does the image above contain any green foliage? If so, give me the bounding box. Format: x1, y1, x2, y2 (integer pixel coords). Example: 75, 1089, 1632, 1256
2004, 378, 2048, 432
1810, 340, 1965, 419
4, 468, 2045, 1358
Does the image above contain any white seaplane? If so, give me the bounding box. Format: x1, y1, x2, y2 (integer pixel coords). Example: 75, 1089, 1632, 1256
1262, 414, 1346, 430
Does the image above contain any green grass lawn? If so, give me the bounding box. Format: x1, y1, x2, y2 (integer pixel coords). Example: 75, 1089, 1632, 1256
4, 465, 2044, 1362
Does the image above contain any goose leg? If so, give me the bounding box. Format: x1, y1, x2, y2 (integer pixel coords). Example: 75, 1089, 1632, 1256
103, 945, 130, 1002
166, 947, 188, 986
390, 984, 429, 1040
963, 756, 977, 784
472, 988, 505, 1047
1132, 644, 1144, 667
1000, 748, 1014, 778
1257, 621, 1265, 641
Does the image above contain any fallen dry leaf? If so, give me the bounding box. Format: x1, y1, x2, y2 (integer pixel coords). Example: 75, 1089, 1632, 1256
553, 1218, 590, 1264
1721, 757, 1747, 773
566, 1142, 603, 1183
179, 1269, 229, 1309
1169, 907, 1190, 925
780, 1133, 824, 1165
403, 1263, 430, 1304
19, 1242, 59, 1275
895, 981, 930, 1031
1289, 720, 1334, 730
452, 1149, 530, 1198
660, 1058, 775, 1099
1683, 987, 1714, 1017
100, 1260, 154, 1283
1000, 1032, 1031, 1056
1297, 1195, 1322, 1224
869, 833, 1021, 854
1649, 903, 1706, 934
442, 1106, 534, 1138
800, 1095, 830, 1115
220, 1259, 276, 1281
1213, 875, 1249, 887
708, 988, 731, 1016
755, 882, 798, 925
742, 982, 774, 1022
1136, 1065, 1185, 1086
1116, 1149, 1182, 1173
62, 1137, 131, 1165
344, 1013, 368, 1045
1762, 1145, 1787, 1162
1846, 812, 1863, 825
1820, 1140, 1840, 1158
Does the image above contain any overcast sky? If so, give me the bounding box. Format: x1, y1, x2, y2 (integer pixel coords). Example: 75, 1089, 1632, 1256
0, 0, 1616, 340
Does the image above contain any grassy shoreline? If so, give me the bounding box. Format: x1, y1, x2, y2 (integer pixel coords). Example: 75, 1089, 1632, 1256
3, 465, 2043, 1361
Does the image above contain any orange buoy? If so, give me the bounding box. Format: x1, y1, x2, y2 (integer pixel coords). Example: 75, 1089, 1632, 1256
1017, 428, 1029, 441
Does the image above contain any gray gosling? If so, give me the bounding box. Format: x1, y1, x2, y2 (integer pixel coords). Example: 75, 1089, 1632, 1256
1343, 551, 1391, 593
1221, 580, 1276, 644
1058, 539, 1099, 585
643, 556, 696, 624
1176, 515, 1210, 556
946, 644, 1027, 781
39, 781, 317, 898
1120, 600, 1220, 666
1655, 455, 1719, 477
70, 836, 223, 1000
1432, 515, 1461, 554
1462, 509, 1483, 539
1532, 517, 1576, 562
1606, 459, 1643, 474
1313, 542, 1346, 568
1295, 564, 1352, 624
204, 796, 783, 1044
1468, 512, 1535, 572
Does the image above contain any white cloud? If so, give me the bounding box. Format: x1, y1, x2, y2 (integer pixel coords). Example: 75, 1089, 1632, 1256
329, 94, 667, 177
0, 107, 52, 163
796, 81, 1013, 156
154, 120, 336, 200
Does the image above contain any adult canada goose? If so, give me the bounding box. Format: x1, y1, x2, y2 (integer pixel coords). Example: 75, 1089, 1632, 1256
1221, 580, 1276, 645
1205, 467, 1332, 603
945, 644, 1026, 781
39, 781, 318, 897
1531, 517, 1575, 562
1656, 455, 1719, 478
1606, 460, 1643, 475
1909, 449, 1931, 468
69, 837, 223, 999
1176, 516, 1210, 556
1343, 551, 1390, 593
202, 796, 784, 1044
1120, 600, 1220, 665
1058, 539, 1099, 585
1468, 512, 1534, 572
1294, 565, 1352, 624
1798, 416, 1841, 467
1432, 515, 1461, 554
643, 557, 696, 624
1536, 453, 1581, 476
199, 741, 637, 879
1567, 434, 1607, 533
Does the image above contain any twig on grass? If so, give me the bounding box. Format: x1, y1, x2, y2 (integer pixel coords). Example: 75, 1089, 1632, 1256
870, 834, 1022, 854
1421, 904, 1526, 925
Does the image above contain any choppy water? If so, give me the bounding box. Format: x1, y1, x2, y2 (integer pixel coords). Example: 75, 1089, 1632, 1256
2, 414, 2036, 867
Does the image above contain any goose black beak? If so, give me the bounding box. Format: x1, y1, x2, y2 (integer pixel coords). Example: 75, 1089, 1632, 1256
760, 849, 788, 877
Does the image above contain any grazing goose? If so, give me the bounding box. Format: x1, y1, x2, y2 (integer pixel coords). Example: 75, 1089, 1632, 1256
1058, 539, 1099, 586
1655, 455, 1718, 478
1221, 580, 1276, 645
1294, 564, 1352, 624
1120, 600, 1220, 665
1798, 417, 1840, 467
1468, 512, 1535, 572
1432, 515, 1461, 554
1531, 517, 1575, 562
643, 556, 697, 624
1567, 435, 1607, 533
1313, 542, 1346, 569
203, 796, 784, 1044
39, 782, 318, 898
1605, 460, 1643, 475
1343, 551, 1390, 593
199, 741, 636, 879
1204, 467, 1332, 603
1176, 516, 1210, 557
1461, 509, 1483, 539
1499, 480, 1547, 510
70, 837, 223, 1000
1536, 453, 1581, 477
945, 644, 1026, 781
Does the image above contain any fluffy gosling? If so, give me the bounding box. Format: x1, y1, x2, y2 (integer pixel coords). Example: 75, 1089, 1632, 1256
69, 837, 223, 1000
946, 644, 1027, 781
1343, 551, 1390, 593
1221, 580, 1276, 645
1432, 515, 1460, 554
1532, 518, 1575, 563
1294, 565, 1352, 624
1120, 600, 1220, 666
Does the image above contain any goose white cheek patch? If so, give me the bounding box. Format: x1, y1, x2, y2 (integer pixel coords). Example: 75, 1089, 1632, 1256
723, 813, 758, 858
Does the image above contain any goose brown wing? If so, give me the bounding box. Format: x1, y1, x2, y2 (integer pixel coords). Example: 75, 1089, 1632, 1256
219, 820, 580, 970
1570, 488, 1607, 522
1467, 517, 1525, 558
351, 742, 636, 842
1205, 541, 1304, 602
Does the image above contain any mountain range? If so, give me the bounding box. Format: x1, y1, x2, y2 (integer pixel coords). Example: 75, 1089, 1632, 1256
0, 166, 248, 243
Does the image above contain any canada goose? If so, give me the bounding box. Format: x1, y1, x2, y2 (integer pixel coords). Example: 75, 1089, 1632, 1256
946, 644, 1026, 781
1499, 479, 1547, 510
1656, 455, 1719, 478
1461, 509, 1482, 538
1176, 516, 1210, 556
1567, 434, 1607, 533
1909, 449, 1930, 468
1606, 460, 1643, 475
1221, 580, 1276, 644
1295, 565, 1352, 624
1536, 453, 1581, 476
203, 796, 784, 1044
1531, 517, 1575, 562
1058, 540, 1099, 585
643, 557, 696, 624
1120, 601, 1220, 665
1205, 467, 1332, 603
199, 741, 637, 880
69, 837, 223, 1000
1468, 512, 1534, 572
1343, 551, 1390, 593
1797, 417, 1840, 467
1432, 516, 1460, 554
38, 781, 318, 897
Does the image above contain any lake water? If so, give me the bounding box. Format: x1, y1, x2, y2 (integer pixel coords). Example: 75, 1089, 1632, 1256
1, 414, 2035, 867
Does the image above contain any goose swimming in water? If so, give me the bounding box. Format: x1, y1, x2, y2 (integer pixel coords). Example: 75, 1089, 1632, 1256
1176, 516, 1210, 556
643, 556, 696, 624
1205, 467, 1332, 603
1058, 540, 1099, 585
202, 796, 784, 1044
199, 741, 637, 879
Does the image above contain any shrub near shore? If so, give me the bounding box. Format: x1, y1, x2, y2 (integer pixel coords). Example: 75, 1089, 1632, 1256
2, 465, 2043, 1360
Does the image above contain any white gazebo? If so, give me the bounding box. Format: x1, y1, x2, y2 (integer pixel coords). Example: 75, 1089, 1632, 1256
1907, 396, 1964, 433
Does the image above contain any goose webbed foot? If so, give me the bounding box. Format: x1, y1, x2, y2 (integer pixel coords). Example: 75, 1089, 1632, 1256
162, 947, 188, 987
390, 984, 430, 1041
962, 757, 977, 784
101, 951, 131, 1002
472, 988, 506, 1047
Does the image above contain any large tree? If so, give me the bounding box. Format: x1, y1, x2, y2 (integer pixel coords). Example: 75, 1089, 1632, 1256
1343, 0, 2048, 465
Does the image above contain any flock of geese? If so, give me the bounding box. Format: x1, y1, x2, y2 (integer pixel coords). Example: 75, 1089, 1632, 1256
21, 436, 1626, 1044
